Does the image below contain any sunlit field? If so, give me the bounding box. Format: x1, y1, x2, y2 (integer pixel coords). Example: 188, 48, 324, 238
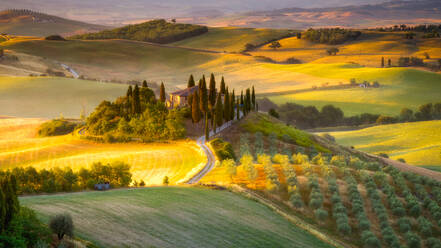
21, 187, 333, 248
330, 120, 441, 170
0, 119, 206, 185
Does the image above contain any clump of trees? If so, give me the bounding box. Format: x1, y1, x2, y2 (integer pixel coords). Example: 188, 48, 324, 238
0, 161, 132, 194
45, 35, 66, 41
398, 57, 425, 67
0, 175, 51, 246
304, 28, 361, 45
38, 119, 77, 136
71, 19, 208, 44
210, 138, 236, 161
258, 154, 280, 193
86, 82, 186, 142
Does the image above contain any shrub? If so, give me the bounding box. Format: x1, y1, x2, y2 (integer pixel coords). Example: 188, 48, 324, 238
426, 237, 441, 248
210, 138, 236, 160
268, 108, 279, 119
38, 119, 77, 137
405, 232, 421, 248
45, 35, 66, 41
315, 208, 328, 223
290, 193, 304, 209
337, 222, 351, 235
49, 214, 74, 240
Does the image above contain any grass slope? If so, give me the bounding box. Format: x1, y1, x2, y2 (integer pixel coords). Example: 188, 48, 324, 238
0, 118, 205, 184
172, 27, 292, 53
20, 187, 334, 248
0, 76, 127, 118
330, 120, 441, 169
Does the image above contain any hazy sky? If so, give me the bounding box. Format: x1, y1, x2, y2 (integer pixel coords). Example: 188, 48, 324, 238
2, 0, 389, 24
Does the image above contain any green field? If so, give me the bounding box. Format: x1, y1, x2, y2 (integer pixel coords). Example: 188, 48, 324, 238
266, 65, 441, 115
330, 120, 441, 169
0, 76, 127, 118
172, 27, 291, 53
20, 187, 333, 248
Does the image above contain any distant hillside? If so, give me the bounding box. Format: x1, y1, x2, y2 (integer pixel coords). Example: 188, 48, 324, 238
71, 19, 208, 44
206, 0, 441, 29
0, 9, 106, 36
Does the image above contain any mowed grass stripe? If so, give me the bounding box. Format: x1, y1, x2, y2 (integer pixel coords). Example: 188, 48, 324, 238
21, 187, 334, 248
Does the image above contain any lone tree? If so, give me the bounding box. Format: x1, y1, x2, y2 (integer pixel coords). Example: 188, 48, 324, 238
381, 57, 385, 68
388, 59, 392, 67
327, 47, 339, 56
187, 74, 195, 88
220, 76, 226, 94
142, 80, 148, 88
269, 41, 281, 50
163, 176, 169, 185
49, 214, 74, 240
251, 86, 256, 111
159, 82, 166, 103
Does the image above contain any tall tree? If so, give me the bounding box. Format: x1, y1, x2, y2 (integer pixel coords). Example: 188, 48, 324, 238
388, 59, 392, 67
192, 92, 201, 123
215, 92, 223, 128
159, 82, 166, 103
246, 88, 251, 113
381, 57, 385, 68
204, 114, 209, 141
220, 76, 226, 94
187, 74, 195, 88
142, 80, 148, 88
251, 86, 256, 111
132, 84, 141, 114
209, 73, 216, 108
199, 78, 208, 115
126, 85, 133, 115
224, 88, 230, 122
231, 90, 236, 120
236, 98, 240, 120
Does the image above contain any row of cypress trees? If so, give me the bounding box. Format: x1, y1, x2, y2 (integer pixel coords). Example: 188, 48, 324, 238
187, 73, 256, 140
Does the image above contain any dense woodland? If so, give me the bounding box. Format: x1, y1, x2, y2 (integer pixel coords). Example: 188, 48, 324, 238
260, 98, 441, 129
71, 19, 208, 44
303, 28, 362, 45
86, 81, 185, 142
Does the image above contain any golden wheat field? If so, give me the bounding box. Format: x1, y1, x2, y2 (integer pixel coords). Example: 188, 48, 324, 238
0, 118, 206, 185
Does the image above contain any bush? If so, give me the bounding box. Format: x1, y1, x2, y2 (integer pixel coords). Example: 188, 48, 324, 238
426, 237, 441, 248
210, 138, 236, 161
45, 35, 66, 41
290, 193, 303, 209
38, 119, 77, 137
49, 214, 74, 240
268, 108, 279, 119
315, 208, 328, 223
405, 232, 421, 248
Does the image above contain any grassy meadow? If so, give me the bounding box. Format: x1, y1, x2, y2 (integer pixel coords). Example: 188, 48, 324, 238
0, 118, 206, 185
172, 27, 292, 53
0, 76, 127, 118
330, 120, 441, 170
20, 187, 333, 248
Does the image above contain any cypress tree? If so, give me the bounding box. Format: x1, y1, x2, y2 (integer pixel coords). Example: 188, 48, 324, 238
240, 91, 244, 105
126, 85, 133, 114
215, 92, 223, 128
192, 92, 201, 123
142, 80, 148, 88
246, 88, 251, 113
187, 74, 195, 88
224, 88, 230, 122
205, 114, 209, 141
209, 73, 216, 108
381, 57, 385, 68
236, 98, 240, 120
133, 85, 141, 114
388, 59, 392, 67
199, 78, 208, 115
220, 76, 226, 94
251, 86, 256, 111
159, 82, 166, 103
231, 90, 235, 120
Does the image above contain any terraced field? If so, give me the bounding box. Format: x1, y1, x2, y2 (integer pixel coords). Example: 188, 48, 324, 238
20, 187, 334, 248
0, 118, 206, 185
330, 120, 441, 170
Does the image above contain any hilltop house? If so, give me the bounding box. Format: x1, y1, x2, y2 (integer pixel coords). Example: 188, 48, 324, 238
167, 86, 199, 108
167, 85, 228, 108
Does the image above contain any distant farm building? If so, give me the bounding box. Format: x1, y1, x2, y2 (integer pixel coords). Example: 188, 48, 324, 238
167, 86, 198, 108
94, 182, 110, 191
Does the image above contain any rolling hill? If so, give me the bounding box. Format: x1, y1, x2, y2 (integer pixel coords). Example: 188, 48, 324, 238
20, 187, 334, 248
0, 9, 106, 37
0, 118, 206, 185
330, 120, 441, 170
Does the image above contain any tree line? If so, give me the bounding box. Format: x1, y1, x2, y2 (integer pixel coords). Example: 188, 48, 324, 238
186, 74, 256, 140
0, 161, 132, 195
71, 19, 208, 44
262, 98, 441, 129
303, 28, 362, 45
86, 80, 185, 142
